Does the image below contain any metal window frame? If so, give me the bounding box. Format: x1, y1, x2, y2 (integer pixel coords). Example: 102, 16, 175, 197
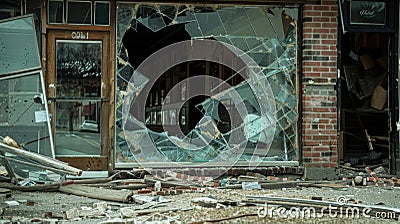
115, 161, 299, 169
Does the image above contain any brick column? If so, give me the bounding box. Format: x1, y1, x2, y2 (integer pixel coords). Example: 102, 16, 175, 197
302, 0, 338, 179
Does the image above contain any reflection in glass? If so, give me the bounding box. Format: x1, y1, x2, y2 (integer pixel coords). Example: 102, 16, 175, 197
0, 16, 41, 76
0, 72, 53, 157
55, 101, 101, 156
55, 40, 102, 156
56, 40, 102, 98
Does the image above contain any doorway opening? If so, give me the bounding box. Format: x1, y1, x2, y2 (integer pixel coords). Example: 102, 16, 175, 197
339, 32, 390, 167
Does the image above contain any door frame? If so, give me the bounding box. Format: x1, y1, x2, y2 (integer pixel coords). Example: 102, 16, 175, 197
46, 29, 112, 171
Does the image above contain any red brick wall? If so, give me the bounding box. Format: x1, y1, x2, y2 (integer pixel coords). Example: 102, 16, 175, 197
302, 0, 338, 168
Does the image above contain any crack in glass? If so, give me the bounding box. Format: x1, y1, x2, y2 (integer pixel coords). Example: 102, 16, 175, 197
116, 3, 299, 164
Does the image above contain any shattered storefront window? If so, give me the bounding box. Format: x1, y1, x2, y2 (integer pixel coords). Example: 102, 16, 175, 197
115, 3, 299, 166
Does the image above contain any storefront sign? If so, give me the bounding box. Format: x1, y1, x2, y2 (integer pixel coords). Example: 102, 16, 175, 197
350, 1, 386, 25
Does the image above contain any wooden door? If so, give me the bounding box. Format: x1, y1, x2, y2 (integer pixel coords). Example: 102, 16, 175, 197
47, 30, 111, 171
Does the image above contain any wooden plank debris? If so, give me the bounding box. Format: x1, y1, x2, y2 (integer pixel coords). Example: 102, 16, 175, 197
0, 178, 115, 192
134, 207, 187, 216
298, 181, 347, 189
144, 177, 192, 189
59, 184, 133, 203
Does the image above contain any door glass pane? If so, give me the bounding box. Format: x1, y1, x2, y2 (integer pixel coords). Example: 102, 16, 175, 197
55, 40, 102, 156
55, 100, 101, 155
56, 40, 102, 98
67, 1, 91, 25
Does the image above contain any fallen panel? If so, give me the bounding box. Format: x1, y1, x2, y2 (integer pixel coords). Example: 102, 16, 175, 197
0, 15, 57, 177
0, 15, 41, 76
59, 184, 133, 203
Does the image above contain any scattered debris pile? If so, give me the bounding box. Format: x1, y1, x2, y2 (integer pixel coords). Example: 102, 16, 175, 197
0, 161, 399, 223
0, 129, 399, 223
340, 33, 390, 168
339, 163, 398, 187
343, 46, 388, 110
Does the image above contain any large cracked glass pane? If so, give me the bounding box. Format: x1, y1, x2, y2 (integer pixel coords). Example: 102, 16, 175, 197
116, 4, 299, 165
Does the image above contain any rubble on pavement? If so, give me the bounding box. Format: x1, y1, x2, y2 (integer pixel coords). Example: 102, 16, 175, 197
0, 164, 399, 223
